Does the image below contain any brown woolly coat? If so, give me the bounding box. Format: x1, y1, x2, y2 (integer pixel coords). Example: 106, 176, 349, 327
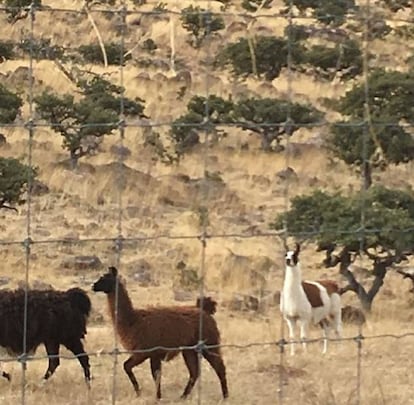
108, 285, 221, 358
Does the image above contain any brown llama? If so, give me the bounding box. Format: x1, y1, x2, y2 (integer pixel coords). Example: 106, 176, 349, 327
0, 287, 91, 383
92, 266, 228, 400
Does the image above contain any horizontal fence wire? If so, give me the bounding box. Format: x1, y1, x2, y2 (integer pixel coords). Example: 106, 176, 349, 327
0, 5, 413, 24
0, 331, 413, 364
0, 0, 413, 404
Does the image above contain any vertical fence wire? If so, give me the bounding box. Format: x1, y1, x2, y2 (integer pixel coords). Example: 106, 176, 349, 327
355, 1, 373, 403
20, 3, 36, 404
0, 1, 413, 404
196, 2, 214, 403
278, 1, 294, 403
109, 4, 128, 403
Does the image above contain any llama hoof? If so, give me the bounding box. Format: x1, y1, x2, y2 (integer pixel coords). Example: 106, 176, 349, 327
2, 372, 11, 382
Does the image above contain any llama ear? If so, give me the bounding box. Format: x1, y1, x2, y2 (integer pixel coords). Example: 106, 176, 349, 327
108, 266, 118, 276
293, 243, 301, 258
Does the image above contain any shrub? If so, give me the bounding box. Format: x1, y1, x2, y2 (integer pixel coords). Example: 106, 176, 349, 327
0, 40, 14, 61
180, 5, 225, 48
77, 42, 132, 65
216, 36, 304, 80
0, 157, 37, 211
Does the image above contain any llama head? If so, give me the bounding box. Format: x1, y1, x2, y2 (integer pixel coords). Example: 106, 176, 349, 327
285, 243, 300, 267
92, 266, 119, 294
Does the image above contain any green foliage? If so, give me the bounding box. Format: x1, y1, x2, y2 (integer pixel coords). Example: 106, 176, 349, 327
336, 69, 414, 121
18, 37, 65, 60
271, 186, 414, 253
77, 42, 132, 66
234, 97, 323, 151
180, 5, 225, 48
327, 69, 414, 178
170, 95, 235, 156
141, 38, 157, 53
284, 24, 310, 42
0, 84, 23, 123
84, 0, 116, 6
313, 0, 356, 26
79, 76, 146, 117
216, 36, 304, 80
304, 39, 362, 80
329, 121, 414, 167
174, 261, 200, 291
0, 157, 37, 210
1, 0, 41, 22
381, 0, 410, 12
34, 76, 146, 166
394, 24, 414, 40
0, 40, 15, 60
241, 0, 273, 12
285, 0, 356, 26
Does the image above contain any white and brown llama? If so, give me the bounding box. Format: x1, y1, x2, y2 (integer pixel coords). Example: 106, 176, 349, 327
280, 243, 342, 355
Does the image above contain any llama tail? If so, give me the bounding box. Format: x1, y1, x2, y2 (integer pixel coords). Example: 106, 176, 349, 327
67, 288, 92, 317
196, 296, 217, 315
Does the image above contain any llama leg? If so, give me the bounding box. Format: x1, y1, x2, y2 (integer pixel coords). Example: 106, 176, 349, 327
333, 312, 342, 339
202, 349, 229, 399
64, 340, 91, 384
320, 320, 329, 354
181, 350, 199, 398
286, 318, 296, 356
298, 319, 308, 353
0, 363, 10, 382
44, 341, 60, 380
150, 356, 162, 399
123, 353, 148, 396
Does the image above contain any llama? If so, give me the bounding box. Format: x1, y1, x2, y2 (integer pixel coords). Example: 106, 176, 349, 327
92, 266, 228, 400
0, 287, 91, 383
280, 243, 342, 355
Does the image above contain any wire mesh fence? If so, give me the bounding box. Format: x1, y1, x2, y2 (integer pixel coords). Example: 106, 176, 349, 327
0, 0, 414, 404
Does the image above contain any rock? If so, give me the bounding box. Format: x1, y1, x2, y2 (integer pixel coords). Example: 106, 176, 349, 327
276, 167, 297, 181
30, 180, 49, 196
258, 290, 281, 312
173, 289, 194, 302
90, 309, 105, 324
226, 293, 260, 312
0, 133, 6, 145
62, 232, 80, 243
34, 227, 51, 238
110, 144, 131, 158
62, 255, 103, 271
0, 277, 10, 286
341, 305, 366, 325
32, 279, 53, 290
127, 259, 157, 287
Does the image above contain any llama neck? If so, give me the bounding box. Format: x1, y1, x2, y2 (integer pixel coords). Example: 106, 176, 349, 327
283, 265, 303, 291
107, 282, 136, 332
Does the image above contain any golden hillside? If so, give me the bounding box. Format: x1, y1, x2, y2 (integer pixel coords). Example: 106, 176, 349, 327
1, 1, 414, 404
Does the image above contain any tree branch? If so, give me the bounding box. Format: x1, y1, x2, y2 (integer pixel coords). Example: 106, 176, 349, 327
0, 204, 18, 212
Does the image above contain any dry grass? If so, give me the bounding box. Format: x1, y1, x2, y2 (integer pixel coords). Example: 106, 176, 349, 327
1, 0, 414, 403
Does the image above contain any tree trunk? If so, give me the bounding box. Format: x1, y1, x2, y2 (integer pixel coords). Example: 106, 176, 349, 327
70, 150, 79, 169
362, 160, 372, 189
260, 132, 273, 151
329, 248, 388, 312
339, 264, 374, 311
260, 130, 281, 152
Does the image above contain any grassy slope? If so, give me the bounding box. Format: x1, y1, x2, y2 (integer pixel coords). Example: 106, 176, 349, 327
0, 0, 414, 403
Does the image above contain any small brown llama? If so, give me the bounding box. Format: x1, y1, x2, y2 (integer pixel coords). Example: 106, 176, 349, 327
92, 266, 228, 400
